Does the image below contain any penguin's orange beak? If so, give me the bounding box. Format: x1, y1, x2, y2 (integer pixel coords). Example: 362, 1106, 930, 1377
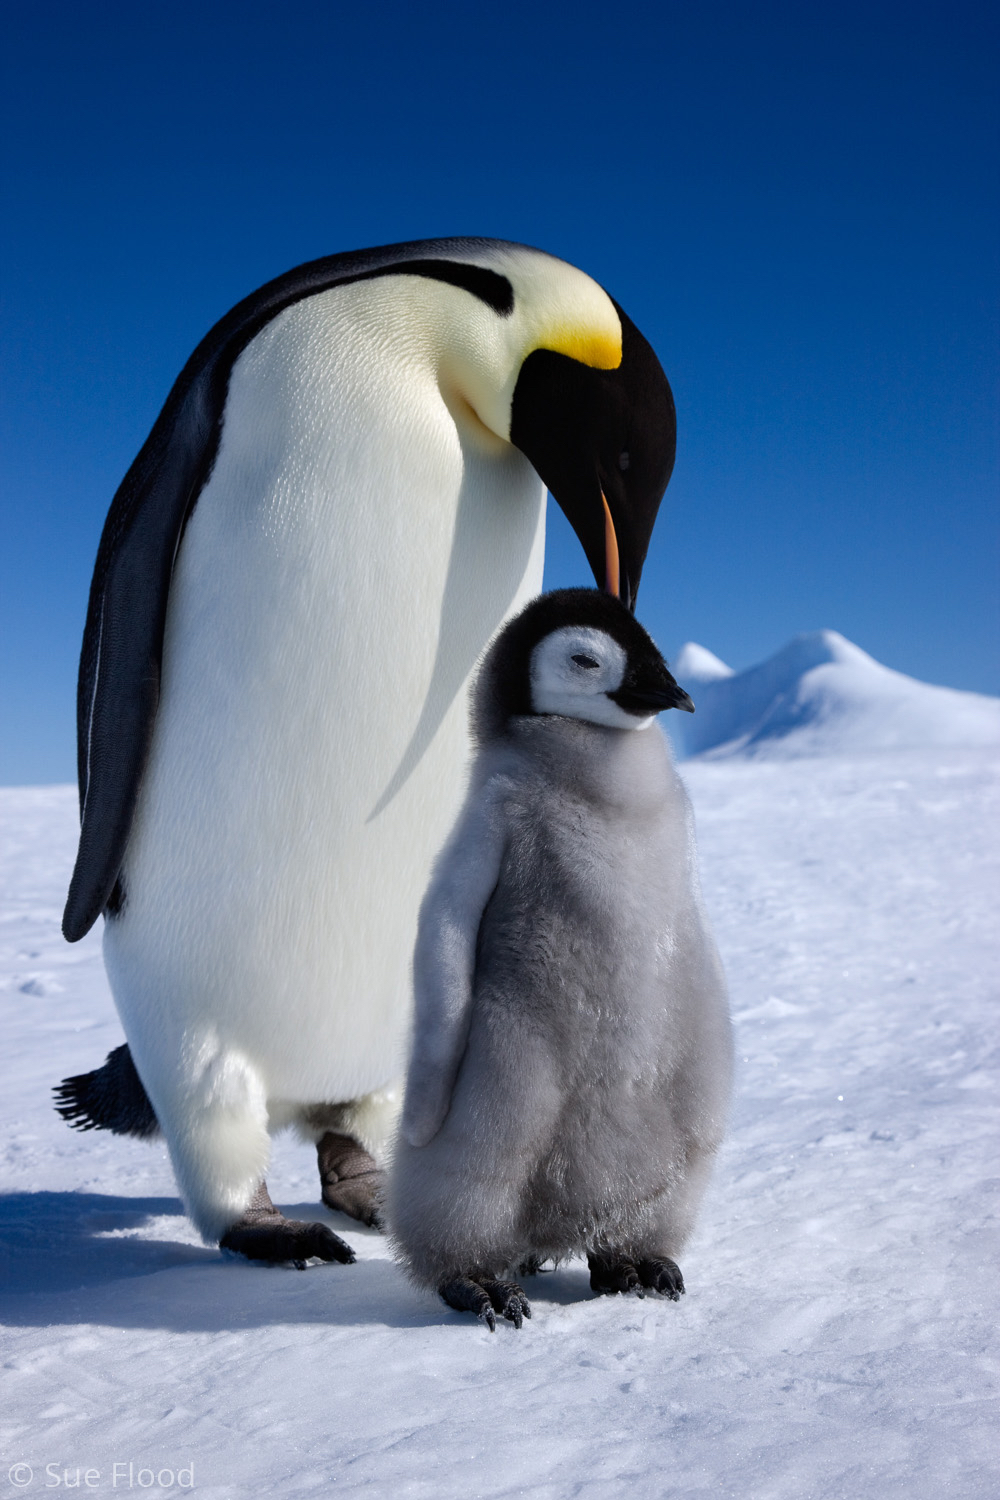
601, 491, 620, 599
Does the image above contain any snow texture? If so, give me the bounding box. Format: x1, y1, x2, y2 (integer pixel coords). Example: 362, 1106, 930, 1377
669, 629, 1000, 760
2, 744, 998, 1496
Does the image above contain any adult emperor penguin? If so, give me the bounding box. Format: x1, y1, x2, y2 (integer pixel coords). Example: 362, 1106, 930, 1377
58, 239, 677, 1264
387, 589, 732, 1329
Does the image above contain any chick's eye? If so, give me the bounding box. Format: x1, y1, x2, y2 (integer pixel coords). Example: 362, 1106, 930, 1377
572, 653, 600, 670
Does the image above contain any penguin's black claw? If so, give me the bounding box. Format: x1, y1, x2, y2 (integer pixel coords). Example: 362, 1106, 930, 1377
440, 1276, 496, 1329
587, 1252, 644, 1297
439, 1274, 530, 1330
319, 1176, 384, 1228
220, 1219, 355, 1266
637, 1257, 685, 1300
219, 1179, 355, 1266
317, 1132, 384, 1228
482, 1277, 531, 1328
587, 1252, 685, 1300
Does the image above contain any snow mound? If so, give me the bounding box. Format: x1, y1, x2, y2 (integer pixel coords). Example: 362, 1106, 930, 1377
669, 628, 1000, 759
672, 641, 734, 683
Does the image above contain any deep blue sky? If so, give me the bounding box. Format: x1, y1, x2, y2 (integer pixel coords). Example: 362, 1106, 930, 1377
2, 1, 997, 783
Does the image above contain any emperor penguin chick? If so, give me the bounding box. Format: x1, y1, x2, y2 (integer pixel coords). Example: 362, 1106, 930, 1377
386, 589, 732, 1330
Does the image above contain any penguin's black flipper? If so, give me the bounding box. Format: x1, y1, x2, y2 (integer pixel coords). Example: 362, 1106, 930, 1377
53, 1043, 160, 1138
439, 1274, 531, 1330
219, 1182, 355, 1268
60, 370, 221, 944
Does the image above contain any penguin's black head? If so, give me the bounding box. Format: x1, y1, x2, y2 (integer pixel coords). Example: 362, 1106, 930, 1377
473, 588, 694, 742
509, 304, 675, 611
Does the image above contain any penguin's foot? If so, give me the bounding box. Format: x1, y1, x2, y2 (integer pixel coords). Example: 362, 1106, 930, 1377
588, 1251, 685, 1300
588, 1252, 643, 1296
219, 1181, 355, 1269
317, 1131, 384, 1228
637, 1256, 685, 1300
439, 1274, 532, 1331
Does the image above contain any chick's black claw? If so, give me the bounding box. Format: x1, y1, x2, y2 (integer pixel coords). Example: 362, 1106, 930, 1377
588, 1250, 685, 1300
482, 1278, 531, 1328
439, 1273, 530, 1331
588, 1252, 642, 1296
637, 1257, 685, 1300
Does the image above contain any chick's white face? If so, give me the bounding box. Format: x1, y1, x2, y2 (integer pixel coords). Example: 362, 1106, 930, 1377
529, 626, 653, 730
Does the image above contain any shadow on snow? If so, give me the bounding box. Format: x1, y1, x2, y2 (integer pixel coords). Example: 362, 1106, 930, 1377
0, 1190, 595, 1332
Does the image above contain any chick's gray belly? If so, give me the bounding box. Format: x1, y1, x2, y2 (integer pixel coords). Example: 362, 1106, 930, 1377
464, 816, 675, 1258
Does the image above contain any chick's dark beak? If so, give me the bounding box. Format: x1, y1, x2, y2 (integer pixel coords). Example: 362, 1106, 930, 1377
611, 681, 695, 715
609, 650, 696, 716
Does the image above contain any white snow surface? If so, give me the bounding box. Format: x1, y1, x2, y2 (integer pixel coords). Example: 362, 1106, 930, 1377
669, 630, 1000, 760
2, 752, 998, 1498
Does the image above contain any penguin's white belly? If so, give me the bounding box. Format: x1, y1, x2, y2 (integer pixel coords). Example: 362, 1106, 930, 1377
103, 286, 546, 1106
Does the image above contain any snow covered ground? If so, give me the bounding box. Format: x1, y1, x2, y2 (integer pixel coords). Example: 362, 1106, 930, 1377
2, 735, 997, 1499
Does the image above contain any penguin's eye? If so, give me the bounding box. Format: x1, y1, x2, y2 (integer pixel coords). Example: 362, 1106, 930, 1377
571, 653, 600, 670
618, 450, 630, 472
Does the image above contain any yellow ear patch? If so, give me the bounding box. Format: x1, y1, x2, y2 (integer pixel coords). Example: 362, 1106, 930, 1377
537, 323, 622, 371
